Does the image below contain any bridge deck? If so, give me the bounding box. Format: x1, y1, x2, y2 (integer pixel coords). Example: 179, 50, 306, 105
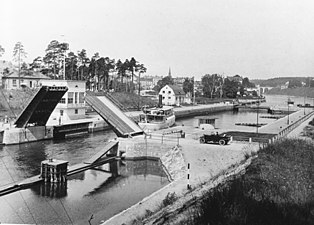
85, 92, 143, 137
14, 86, 68, 128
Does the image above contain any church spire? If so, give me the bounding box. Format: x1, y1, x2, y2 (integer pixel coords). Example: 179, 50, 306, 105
168, 67, 171, 77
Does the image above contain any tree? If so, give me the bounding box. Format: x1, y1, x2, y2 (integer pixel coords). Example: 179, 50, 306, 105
43, 40, 67, 79
129, 57, 138, 91
136, 63, 147, 95
0, 45, 5, 58
88, 52, 100, 91
242, 77, 255, 88
222, 79, 238, 98
154, 75, 174, 92
65, 52, 78, 80
183, 77, 194, 94
123, 59, 131, 92
77, 49, 90, 81
100, 57, 115, 90
201, 74, 223, 98
13, 42, 27, 88
115, 59, 124, 91
29, 56, 43, 71
288, 79, 302, 88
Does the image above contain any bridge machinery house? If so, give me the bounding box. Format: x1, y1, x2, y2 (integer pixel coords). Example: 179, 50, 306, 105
159, 85, 191, 106
41, 80, 86, 125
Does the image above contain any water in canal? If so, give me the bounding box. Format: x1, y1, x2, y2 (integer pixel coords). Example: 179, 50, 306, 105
0, 131, 168, 224
0, 94, 312, 224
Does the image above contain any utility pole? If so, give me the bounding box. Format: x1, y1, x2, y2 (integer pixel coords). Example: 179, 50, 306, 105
256, 98, 259, 135
287, 98, 290, 125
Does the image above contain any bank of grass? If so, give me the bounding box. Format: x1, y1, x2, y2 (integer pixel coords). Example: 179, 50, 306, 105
110, 92, 158, 110
190, 138, 314, 225
303, 117, 314, 139
0, 88, 38, 119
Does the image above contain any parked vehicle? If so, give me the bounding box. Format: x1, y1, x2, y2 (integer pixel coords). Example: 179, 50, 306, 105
200, 132, 231, 146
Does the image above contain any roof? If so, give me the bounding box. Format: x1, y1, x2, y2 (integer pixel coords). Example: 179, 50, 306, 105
3, 70, 50, 80
167, 85, 185, 95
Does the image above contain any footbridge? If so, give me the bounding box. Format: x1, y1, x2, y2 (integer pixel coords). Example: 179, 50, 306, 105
14, 85, 68, 128
85, 92, 143, 137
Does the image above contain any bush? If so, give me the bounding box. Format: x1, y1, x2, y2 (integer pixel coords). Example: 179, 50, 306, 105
162, 192, 177, 207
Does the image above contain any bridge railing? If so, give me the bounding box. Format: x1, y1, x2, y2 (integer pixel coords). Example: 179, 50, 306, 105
276, 110, 314, 139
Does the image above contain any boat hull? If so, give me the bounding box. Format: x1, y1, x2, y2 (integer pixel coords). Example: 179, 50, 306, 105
138, 115, 175, 131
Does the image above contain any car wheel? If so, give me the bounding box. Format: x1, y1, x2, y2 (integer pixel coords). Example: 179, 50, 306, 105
200, 138, 205, 144
219, 139, 226, 146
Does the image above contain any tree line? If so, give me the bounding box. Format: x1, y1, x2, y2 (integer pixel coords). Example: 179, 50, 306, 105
1, 41, 147, 92
154, 74, 256, 99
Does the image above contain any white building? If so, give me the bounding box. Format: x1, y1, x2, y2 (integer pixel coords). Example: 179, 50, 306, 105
2, 70, 50, 89
139, 75, 163, 90
41, 80, 86, 125
159, 85, 190, 106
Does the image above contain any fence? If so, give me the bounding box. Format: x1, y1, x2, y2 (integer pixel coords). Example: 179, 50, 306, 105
145, 129, 185, 145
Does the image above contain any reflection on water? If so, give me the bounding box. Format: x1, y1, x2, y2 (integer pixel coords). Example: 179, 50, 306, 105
32, 182, 68, 198
0, 159, 168, 224
0, 131, 117, 184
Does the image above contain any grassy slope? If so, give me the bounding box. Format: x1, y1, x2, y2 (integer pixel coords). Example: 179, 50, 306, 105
192, 138, 314, 225
0, 88, 38, 118
110, 92, 158, 110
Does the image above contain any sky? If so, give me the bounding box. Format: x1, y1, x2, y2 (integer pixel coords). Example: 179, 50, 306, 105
1, 0, 314, 80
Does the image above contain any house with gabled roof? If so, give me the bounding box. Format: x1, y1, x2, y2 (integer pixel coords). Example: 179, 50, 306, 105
2, 70, 50, 89
159, 84, 191, 106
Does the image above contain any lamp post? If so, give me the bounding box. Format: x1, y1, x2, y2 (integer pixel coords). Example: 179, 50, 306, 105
304, 86, 306, 115
193, 76, 196, 104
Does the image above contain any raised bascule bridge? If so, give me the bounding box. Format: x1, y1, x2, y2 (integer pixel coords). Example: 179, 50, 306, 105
0, 85, 143, 145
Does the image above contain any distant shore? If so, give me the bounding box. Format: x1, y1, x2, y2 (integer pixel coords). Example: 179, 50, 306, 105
266, 87, 314, 98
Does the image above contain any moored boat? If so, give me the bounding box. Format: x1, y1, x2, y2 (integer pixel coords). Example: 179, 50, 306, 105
138, 106, 175, 131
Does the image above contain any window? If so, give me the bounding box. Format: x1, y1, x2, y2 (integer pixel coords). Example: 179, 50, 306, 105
162, 91, 165, 93
162, 96, 165, 99
79, 92, 84, 103
13, 80, 17, 87
60, 110, 64, 116
68, 92, 73, 104
30, 81, 32, 88
75, 109, 78, 114
168, 97, 171, 99
59, 98, 66, 104
168, 91, 171, 94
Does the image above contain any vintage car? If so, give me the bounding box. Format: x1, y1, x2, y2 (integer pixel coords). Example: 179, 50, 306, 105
199, 133, 231, 146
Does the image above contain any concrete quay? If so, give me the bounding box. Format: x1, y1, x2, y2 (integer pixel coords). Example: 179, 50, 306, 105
103, 108, 314, 225
104, 126, 260, 225
258, 108, 314, 135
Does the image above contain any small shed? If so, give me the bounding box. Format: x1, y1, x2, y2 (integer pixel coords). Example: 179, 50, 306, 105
193, 116, 217, 130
